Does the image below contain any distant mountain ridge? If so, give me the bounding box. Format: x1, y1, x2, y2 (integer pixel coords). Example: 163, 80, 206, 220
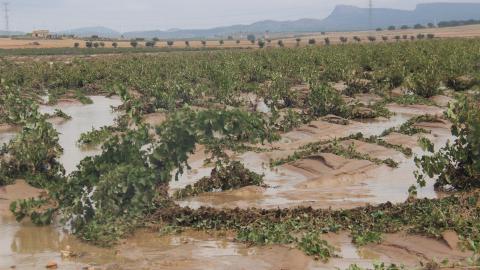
0, 30, 25, 36
57, 2, 480, 39
56, 26, 122, 38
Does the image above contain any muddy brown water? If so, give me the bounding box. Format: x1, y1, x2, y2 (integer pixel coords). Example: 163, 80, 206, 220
0, 100, 470, 269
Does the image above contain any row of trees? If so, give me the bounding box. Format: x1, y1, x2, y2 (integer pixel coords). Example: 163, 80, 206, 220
438, 19, 480, 28
376, 22, 437, 31
75, 33, 436, 49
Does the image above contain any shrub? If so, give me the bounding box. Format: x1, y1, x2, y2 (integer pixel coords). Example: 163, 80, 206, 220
74, 42, 80, 48
308, 38, 316, 45
145, 41, 156, 47
112, 42, 118, 48
406, 64, 441, 98
0, 116, 64, 188
415, 95, 480, 191
298, 232, 336, 262
257, 39, 265, 48
306, 83, 347, 118
130, 41, 138, 48
174, 161, 263, 199
414, 24, 426, 29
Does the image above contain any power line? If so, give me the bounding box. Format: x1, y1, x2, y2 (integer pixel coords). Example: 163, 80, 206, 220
368, 0, 373, 30
3, 2, 9, 32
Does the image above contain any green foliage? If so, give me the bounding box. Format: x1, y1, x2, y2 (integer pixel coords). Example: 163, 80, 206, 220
74, 90, 93, 104
298, 232, 336, 261
174, 161, 264, 199
270, 134, 399, 168
59, 126, 158, 245
45, 109, 72, 120
77, 126, 117, 146
10, 198, 56, 226
415, 95, 480, 190
157, 191, 480, 257
237, 222, 296, 245
0, 86, 39, 125
346, 263, 406, 270
405, 61, 442, 98
277, 109, 303, 132
8, 107, 278, 245
0, 116, 64, 188
381, 114, 440, 136
306, 83, 348, 118
352, 230, 383, 246
152, 108, 278, 179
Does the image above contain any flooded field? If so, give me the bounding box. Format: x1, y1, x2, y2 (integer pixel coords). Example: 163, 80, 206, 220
1, 39, 479, 270
0, 97, 468, 270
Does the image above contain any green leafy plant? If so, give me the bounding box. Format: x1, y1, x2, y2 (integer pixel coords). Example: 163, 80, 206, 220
415, 95, 480, 191
298, 232, 336, 261
174, 161, 264, 199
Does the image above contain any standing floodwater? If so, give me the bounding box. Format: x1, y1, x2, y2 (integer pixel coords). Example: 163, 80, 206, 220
40, 96, 123, 174
0, 96, 122, 269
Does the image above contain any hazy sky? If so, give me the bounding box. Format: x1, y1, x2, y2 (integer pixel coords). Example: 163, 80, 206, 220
6, 0, 480, 32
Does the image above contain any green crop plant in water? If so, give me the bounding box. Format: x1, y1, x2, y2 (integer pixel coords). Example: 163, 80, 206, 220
415, 95, 480, 191
174, 160, 264, 199
2, 38, 480, 261
0, 108, 64, 188
270, 133, 400, 168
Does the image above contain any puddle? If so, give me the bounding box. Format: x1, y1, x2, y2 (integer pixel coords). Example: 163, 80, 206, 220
39, 96, 123, 173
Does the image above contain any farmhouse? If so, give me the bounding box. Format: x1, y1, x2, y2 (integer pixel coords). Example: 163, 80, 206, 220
32, 30, 50, 38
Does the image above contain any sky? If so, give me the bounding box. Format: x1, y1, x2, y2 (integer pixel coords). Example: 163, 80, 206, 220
6, 0, 480, 32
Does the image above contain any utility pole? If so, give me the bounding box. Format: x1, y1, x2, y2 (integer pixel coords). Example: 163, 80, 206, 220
3, 2, 9, 33
368, 0, 373, 30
